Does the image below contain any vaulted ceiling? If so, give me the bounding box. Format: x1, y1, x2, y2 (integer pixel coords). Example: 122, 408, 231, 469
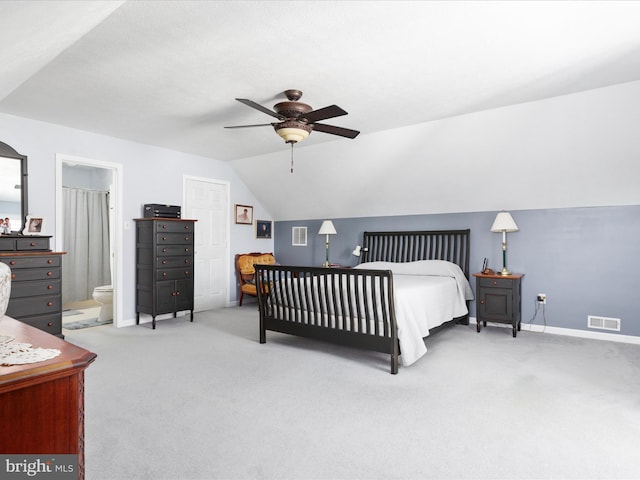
2, 1, 640, 219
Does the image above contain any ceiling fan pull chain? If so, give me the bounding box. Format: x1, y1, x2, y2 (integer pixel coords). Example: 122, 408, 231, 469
290, 143, 294, 173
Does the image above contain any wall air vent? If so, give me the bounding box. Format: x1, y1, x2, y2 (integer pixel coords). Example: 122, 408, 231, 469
292, 226, 307, 246
587, 315, 621, 332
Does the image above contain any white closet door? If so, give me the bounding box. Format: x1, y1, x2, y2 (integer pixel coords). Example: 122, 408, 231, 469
184, 176, 229, 310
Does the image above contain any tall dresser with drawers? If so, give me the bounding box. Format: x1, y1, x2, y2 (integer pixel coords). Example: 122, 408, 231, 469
0, 235, 65, 338
135, 218, 196, 329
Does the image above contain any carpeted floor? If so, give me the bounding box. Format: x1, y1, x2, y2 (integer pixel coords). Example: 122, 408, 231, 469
64, 307, 640, 480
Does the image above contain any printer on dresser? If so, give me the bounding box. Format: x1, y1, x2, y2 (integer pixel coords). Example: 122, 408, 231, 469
0, 235, 66, 338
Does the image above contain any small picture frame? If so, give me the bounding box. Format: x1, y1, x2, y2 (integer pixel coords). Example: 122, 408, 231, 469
23, 216, 43, 235
235, 204, 253, 225
256, 220, 272, 239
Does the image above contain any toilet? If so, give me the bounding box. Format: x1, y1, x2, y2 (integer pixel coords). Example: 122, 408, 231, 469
92, 285, 113, 322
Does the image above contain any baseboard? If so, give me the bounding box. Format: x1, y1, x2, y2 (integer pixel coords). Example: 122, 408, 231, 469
470, 316, 640, 345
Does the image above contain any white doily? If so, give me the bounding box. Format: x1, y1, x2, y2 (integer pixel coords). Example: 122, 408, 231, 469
0, 339, 61, 366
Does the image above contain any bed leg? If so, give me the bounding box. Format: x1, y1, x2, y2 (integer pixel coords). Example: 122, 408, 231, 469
390, 353, 398, 374
259, 320, 266, 343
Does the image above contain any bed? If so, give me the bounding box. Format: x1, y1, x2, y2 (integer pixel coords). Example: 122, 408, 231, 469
255, 229, 472, 374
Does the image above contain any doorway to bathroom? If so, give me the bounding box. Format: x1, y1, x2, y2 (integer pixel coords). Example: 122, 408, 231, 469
55, 155, 123, 329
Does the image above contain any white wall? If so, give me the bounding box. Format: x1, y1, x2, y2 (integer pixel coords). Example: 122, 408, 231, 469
0, 113, 273, 321
231, 80, 640, 220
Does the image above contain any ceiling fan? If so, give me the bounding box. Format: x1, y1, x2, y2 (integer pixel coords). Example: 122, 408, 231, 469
224, 89, 360, 145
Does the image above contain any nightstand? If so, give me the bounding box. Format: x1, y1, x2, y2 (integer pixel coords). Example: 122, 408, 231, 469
473, 273, 523, 337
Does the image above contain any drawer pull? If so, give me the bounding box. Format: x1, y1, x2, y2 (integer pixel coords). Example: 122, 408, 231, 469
184, 225, 190, 230
162, 248, 167, 252
11, 274, 16, 279
47, 302, 53, 307
480, 300, 485, 305
493, 281, 497, 285
9, 261, 16, 265
47, 285, 53, 290
162, 225, 167, 229
162, 236, 167, 241
176, 291, 181, 296
184, 237, 190, 241
48, 322, 53, 327
162, 260, 167, 264
171, 292, 176, 297
30, 242, 36, 247
184, 248, 190, 253
47, 271, 53, 277
184, 271, 190, 275
162, 272, 167, 277
47, 259, 53, 264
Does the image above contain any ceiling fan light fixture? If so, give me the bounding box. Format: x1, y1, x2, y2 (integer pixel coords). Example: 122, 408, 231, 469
274, 121, 312, 144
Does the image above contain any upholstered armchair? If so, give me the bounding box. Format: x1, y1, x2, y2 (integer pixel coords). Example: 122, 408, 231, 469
235, 252, 276, 306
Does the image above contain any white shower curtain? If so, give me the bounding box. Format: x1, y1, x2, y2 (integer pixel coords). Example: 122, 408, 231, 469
62, 187, 111, 304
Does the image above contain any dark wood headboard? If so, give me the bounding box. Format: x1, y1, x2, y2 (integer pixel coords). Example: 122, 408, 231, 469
361, 229, 471, 278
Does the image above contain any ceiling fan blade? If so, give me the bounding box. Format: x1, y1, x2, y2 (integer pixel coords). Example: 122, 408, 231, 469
224, 123, 274, 129
301, 105, 347, 123
235, 98, 282, 119
313, 123, 360, 139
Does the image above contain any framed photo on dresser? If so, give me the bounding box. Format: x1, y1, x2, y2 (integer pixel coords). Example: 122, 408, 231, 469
23, 215, 43, 235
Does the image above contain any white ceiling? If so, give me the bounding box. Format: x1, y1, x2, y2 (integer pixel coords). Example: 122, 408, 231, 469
2, 1, 640, 219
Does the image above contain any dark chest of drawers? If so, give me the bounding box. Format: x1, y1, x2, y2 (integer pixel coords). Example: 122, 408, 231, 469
134, 218, 196, 329
0, 235, 65, 338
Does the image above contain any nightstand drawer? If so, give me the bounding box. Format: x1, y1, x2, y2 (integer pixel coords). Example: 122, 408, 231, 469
477, 276, 514, 288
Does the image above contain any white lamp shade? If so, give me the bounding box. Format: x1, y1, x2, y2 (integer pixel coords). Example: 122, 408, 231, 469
491, 212, 519, 232
318, 220, 337, 235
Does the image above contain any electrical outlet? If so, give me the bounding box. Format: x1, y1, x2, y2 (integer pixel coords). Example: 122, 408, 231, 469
537, 293, 547, 304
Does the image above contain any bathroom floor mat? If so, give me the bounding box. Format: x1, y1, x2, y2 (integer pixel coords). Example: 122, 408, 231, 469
63, 318, 113, 330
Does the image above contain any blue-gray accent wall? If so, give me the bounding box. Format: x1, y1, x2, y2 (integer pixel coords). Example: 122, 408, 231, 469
274, 205, 640, 337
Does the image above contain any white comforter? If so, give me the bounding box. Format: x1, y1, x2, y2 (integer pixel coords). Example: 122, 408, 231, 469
354, 260, 474, 366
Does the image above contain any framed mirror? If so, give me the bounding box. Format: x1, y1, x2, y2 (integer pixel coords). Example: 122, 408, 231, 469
0, 141, 28, 234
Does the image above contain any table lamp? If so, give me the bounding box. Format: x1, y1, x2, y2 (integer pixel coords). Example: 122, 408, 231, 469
318, 220, 337, 267
490, 211, 519, 276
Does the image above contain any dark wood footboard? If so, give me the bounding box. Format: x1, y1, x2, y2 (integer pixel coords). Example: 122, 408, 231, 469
255, 265, 400, 374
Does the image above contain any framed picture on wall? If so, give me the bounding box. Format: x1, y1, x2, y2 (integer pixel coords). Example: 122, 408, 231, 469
235, 204, 253, 225
256, 220, 272, 239
23, 216, 44, 235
